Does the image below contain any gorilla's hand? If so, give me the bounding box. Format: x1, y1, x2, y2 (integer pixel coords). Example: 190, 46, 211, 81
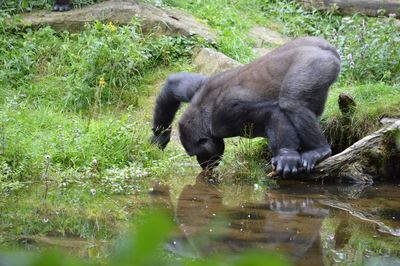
196, 154, 221, 170
151, 129, 171, 150
271, 149, 301, 178
301, 146, 331, 173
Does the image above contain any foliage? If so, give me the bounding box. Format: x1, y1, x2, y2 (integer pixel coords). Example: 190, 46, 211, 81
261, 0, 400, 84
59, 21, 201, 111
0, 19, 204, 112
323, 83, 400, 142
161, 0, 259, 62
220, 138, 272, 185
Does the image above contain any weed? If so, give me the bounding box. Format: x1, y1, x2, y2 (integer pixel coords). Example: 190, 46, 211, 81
260, 0, 399, 84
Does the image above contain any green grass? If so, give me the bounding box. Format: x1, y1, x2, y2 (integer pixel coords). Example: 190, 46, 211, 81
323, 83, 400, 149
159, 0, 264, 62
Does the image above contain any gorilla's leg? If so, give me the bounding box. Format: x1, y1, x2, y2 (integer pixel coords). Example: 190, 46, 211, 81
152, 73, 206, 149
279, 54, 340, 172
53, 0, 71, 11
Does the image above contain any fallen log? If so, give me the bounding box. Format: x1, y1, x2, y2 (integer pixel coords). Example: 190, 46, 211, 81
306, 119, 400, 183
296, 0, 400, 17
268, 119, 400, 183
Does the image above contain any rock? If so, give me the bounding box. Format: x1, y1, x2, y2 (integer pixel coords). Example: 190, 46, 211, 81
338, 93, 356, 115
296, 0, 400, 17
249, 26, 289, 47
192, 48, 242, 76
20, 0, 216, 41
252, 47, 273, 58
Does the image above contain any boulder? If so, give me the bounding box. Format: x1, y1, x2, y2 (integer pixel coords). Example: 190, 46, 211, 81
249, 26, 289, 47
192, 48, 242, 76
20, 0, 216, 41
252, 47, 273, 58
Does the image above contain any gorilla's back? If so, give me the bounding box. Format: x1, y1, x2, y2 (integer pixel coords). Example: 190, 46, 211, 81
196, 37, 339, 106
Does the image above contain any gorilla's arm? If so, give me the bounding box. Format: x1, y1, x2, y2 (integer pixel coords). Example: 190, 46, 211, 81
267, 108, 302, 176
212, 98, 302, 176
151, 73, 206, 149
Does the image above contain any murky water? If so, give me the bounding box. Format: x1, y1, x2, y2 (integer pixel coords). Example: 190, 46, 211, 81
151, 173, 400, 266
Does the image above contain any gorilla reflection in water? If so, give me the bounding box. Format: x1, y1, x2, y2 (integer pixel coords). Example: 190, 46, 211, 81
150, 173, 329, 266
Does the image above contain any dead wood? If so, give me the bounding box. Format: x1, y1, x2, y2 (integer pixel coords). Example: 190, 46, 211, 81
268, 119, 400, 182
296, 0, 400, 17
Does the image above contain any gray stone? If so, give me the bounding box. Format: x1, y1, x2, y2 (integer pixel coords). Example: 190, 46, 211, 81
249, 26, 289, 48
20, 0, 215, 41
192, 48, 242, 76
252, 47, 273, 58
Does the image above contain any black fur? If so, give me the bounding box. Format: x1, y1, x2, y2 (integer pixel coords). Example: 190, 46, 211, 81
151, 37, 340, 177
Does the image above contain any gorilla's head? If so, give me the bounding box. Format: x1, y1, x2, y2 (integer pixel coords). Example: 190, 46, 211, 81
179, 108, 224, 169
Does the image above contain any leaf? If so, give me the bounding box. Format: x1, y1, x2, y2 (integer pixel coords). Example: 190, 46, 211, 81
111, 211, 175, 266
21, 0, 28, 9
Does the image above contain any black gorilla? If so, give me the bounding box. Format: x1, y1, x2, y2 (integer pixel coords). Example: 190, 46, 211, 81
151, 37, 340, 177
53, 0, 71, 11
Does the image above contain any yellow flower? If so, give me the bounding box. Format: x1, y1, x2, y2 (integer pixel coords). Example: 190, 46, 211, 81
99, 77, 106, 87
107, 21, 116, 32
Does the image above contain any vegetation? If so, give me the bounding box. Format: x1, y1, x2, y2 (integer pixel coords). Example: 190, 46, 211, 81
0, 0, 399, 265
0, 0, 98, 13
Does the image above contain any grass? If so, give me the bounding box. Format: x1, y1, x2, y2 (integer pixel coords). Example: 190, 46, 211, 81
156, 0, 264, 62
323, 83, 400, 150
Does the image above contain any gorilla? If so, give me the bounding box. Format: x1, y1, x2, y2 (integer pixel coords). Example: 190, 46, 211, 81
53, 0, 71, 11
151, 37, 340, 177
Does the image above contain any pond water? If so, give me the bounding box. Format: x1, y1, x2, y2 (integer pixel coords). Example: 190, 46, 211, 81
151, 172, 400, 266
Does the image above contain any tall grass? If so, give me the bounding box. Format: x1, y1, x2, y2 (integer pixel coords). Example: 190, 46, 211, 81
0, 17, 204, 187
261, 0, 400, 85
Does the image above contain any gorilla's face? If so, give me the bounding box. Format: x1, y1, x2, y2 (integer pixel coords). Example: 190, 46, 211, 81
179, 109, 224, 169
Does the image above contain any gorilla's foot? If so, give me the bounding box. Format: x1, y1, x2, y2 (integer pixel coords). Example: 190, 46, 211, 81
301, 146, 331, 173
53, 4, 71, 11
271, 149, 301, 178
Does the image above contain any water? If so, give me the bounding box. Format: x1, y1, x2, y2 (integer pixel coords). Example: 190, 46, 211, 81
151, 172, 400, 265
